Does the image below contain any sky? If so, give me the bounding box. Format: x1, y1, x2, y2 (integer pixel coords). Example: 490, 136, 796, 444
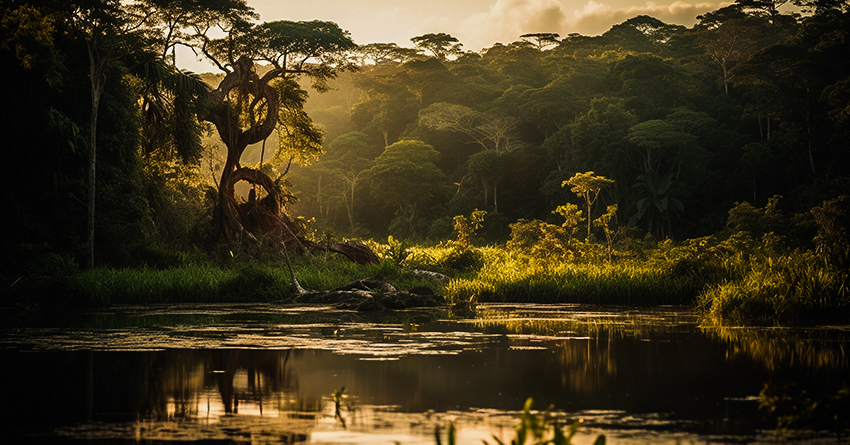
176, 0, 730, 72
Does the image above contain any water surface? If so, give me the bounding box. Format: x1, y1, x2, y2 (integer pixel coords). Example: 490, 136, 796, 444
1, 303, 847, 444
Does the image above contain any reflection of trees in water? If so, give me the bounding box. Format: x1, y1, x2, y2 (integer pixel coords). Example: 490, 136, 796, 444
136, 349, 299, 421
553, 333, 617, 395
472, 306, 694, 339
472, 311, 691, 396
706, 327, 850, 371
707, 326, 850, 436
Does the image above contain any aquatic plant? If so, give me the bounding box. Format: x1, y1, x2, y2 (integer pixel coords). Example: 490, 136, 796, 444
436, 398, 605, 445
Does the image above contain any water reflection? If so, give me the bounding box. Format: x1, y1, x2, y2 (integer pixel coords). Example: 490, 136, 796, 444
0, 303, 847, 444
705, 326, 850, 371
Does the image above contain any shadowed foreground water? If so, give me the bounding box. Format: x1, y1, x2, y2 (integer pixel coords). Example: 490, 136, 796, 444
1, 303, 847, 444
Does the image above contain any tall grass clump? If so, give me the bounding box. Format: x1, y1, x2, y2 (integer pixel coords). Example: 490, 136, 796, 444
698, 251, 850, 326
64, 264, 279, 305
60, 265, 223, 305
437, 216, 739, 306
444, 249, 703, 305
698, 196, 850, 326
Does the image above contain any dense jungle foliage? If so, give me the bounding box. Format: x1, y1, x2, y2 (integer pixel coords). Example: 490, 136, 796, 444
1, 0, 848, 325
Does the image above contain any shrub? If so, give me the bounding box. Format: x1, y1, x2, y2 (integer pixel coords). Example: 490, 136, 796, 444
439, 245, 484, 273
507, 219, 575, 261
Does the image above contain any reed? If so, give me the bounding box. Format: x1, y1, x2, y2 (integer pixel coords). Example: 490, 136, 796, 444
436, 398, 606, 445
438, 246, 703, 306
11, 233, 847, 328
48, 249, 443, 307
697, 251, 850, 326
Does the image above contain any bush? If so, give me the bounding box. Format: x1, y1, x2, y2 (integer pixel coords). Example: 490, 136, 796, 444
439, 245, 484, 273
507, 219, 575, 261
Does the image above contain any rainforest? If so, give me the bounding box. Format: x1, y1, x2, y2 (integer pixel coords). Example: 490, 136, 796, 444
1, 0, 849, 443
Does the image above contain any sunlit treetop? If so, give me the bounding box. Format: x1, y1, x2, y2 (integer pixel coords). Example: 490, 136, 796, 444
126, 0, 257, 62
253, 21, 356, 75
356, 42, 420, 65
411, 32, 463, 59
520, 33, 560, 50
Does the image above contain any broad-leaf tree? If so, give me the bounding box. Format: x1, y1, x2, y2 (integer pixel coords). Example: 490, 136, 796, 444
56, 0, 130, 268
190, 14, 357, 247
368, 140, 446, 237
629, 169, 685, 238
563, 171, 615, 241
356, 42, 419, 65
520, 33, 560, 50
411, 32, 463, 59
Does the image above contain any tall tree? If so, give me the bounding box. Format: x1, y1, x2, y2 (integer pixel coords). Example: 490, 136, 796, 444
59, 0, 129, 268
520, 33, 560, 50
190, 16, 356, 247
356, 42, 419, 65
793, 0, 850, 14
694, 4, 764, 95
563, 171, 615, 241
367, 140, 446, 237
411, 32, 463, 59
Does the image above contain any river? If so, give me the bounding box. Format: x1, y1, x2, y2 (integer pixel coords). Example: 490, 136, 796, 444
1, 303, 847, 444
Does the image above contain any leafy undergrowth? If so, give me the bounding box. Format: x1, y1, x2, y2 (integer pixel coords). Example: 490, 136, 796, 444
5, 232, 849, 327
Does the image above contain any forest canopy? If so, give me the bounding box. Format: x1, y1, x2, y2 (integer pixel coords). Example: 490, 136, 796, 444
1, 0, 849, 274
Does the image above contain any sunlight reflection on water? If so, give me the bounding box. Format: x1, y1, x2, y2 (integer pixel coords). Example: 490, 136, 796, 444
1, 303, 847, 444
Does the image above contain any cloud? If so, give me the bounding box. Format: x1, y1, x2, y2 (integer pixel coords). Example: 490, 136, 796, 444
461, 0, 571, 51
569, 1, 725, 36
455, 0, 728, 51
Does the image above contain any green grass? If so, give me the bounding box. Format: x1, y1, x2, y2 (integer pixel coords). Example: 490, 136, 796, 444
697, 251, 850, 326
439, 246, 703, 305
5, 235, 848, 327
5, 246, 445, 308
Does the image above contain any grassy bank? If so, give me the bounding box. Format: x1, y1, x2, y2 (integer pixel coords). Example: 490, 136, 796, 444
4, 230, 848, 327
437, 247, 703, 305
697, 251, 850, 326
3, 249, 435, 309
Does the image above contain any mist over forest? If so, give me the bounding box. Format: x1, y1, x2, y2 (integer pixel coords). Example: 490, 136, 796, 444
224, 3, 850, 246
1, 0, 848, 272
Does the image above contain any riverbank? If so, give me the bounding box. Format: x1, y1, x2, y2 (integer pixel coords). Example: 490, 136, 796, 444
4, 236, 848, 327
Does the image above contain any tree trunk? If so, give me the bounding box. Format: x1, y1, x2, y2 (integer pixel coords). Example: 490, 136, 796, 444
346, 172, 359, 233
86, 43, 107, 269
806, 107, 815, 176
201, 58, 376, 263
87, 79, 99, 269
204, 58, 302, 248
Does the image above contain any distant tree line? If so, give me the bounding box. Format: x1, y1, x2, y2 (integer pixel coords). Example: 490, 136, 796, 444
1, 0, 849, 277
291, 1, 850, 243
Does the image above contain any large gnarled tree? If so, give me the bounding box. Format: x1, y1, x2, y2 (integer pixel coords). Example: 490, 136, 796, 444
194, 16, 357, 249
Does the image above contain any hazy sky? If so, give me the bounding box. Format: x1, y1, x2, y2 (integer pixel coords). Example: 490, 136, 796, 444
177, 0, 730, 72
